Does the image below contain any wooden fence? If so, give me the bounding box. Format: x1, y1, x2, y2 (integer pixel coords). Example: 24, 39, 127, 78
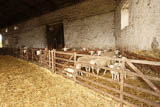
0, 48, 160, 107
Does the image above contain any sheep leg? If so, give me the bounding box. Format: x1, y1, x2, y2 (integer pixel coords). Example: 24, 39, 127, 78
111, 73, 113, 80
124, 70, 126, 79
103, 69, 107, 75
80, 71, 83, 76
96, 68, 100, 75
91, 66, 94, 73
111, 71, 113, 80
113, 73, 115, 80
88, 67, 91, 72
117, 73, 120, 82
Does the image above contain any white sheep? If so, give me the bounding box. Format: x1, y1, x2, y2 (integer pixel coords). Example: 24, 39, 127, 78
89, 51, 95, 56
101, 51, 115, 57
63, 68, 74, 78
36, 50, 41, 56
101, 49, 121, 58
76, 57, 94, 72
23, 50, 27, 54
23, 46, 28, 54
90, 58, 112, 75
108, 62, 129, 81
108, 64, 120, 81
63, 66, 83, 78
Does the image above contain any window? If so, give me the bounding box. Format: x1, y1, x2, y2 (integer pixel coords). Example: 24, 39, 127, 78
0, 34, 2, 48
121, 0, 129, 30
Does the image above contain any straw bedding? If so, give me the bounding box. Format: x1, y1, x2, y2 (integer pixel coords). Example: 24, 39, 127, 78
0, 56, 119, 107
134, 50, 160, 59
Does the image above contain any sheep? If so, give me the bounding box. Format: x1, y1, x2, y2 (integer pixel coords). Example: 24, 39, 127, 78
97, 51, 102, 56
90, 58, 112, 75
36, 50, 41, 56
76, 56, 96, 74
63, 48, 69, 51
108, 64, 120, 81
23, 46, 28, 54
23, 50, 27, 54
101, 51, 116, 58
89, 51, 95, 56
62, 68, 74, 78
108, 62, 130, 81
101, 49, 121, 58
63, 66, 83, 78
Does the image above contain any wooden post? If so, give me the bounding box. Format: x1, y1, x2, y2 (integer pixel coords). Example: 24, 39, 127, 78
49, 50, 51, 68
53, 49, 56, 73
51, 50, 54, 70
27, 49, 29, 60
20, 48, 21, 58
120, 57, 125, 107
40, 49, 42, 64
32, 49, 34, 61
73, 52, 77, 81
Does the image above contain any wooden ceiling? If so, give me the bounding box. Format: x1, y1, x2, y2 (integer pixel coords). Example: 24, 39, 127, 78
0, 0, 84, 28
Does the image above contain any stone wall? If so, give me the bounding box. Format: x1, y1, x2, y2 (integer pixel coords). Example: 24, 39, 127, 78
2, 26, 47, 48
64, 12, 115, 49
116, 0, 160, 51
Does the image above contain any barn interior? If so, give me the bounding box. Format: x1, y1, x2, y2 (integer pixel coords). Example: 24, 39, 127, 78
0, 0, 160, 107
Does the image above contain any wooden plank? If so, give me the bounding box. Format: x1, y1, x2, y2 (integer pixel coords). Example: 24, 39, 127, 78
126, 71, 160, 81
125, 58, 160, 94
129, 59, 160, 66
123, 92, 160, 107
124, 83, 160, 98
120, 57, 125, 107
55, 57, 74, 62
76, 75, 121, 94
76, 80, 138, 107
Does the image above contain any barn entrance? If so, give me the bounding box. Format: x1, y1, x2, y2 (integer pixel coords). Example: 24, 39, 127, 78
46, 23, 64, 49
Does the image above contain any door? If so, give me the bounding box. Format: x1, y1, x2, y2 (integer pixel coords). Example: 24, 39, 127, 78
46, 23, 64, 49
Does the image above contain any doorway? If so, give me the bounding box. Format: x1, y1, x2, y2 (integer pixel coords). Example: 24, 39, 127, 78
46, 23, 64, 49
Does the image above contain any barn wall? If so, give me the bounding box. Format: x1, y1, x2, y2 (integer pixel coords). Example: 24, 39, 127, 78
17, 26, 47, 48
64, 12, 115, 49
116, 0, 160, 51
0, 0, 116, 49
2, 26, 47, 48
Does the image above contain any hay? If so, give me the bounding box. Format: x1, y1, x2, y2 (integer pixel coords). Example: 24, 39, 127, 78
76, 71, 160, 107
0, 56, 120, 107
134, 50, 160, 60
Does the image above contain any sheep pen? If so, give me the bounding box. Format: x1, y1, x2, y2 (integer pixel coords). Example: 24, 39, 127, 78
54, 50, 160, 107
0, 56, 121, 107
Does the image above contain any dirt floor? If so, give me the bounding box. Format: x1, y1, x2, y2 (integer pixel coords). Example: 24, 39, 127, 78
0, 56, 121, 107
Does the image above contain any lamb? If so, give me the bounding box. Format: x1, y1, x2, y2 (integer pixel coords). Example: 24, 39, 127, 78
63, 66, 83, 78
62, 68, 74, 78
108, 62, 129, 81
108, 64, 120, 81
